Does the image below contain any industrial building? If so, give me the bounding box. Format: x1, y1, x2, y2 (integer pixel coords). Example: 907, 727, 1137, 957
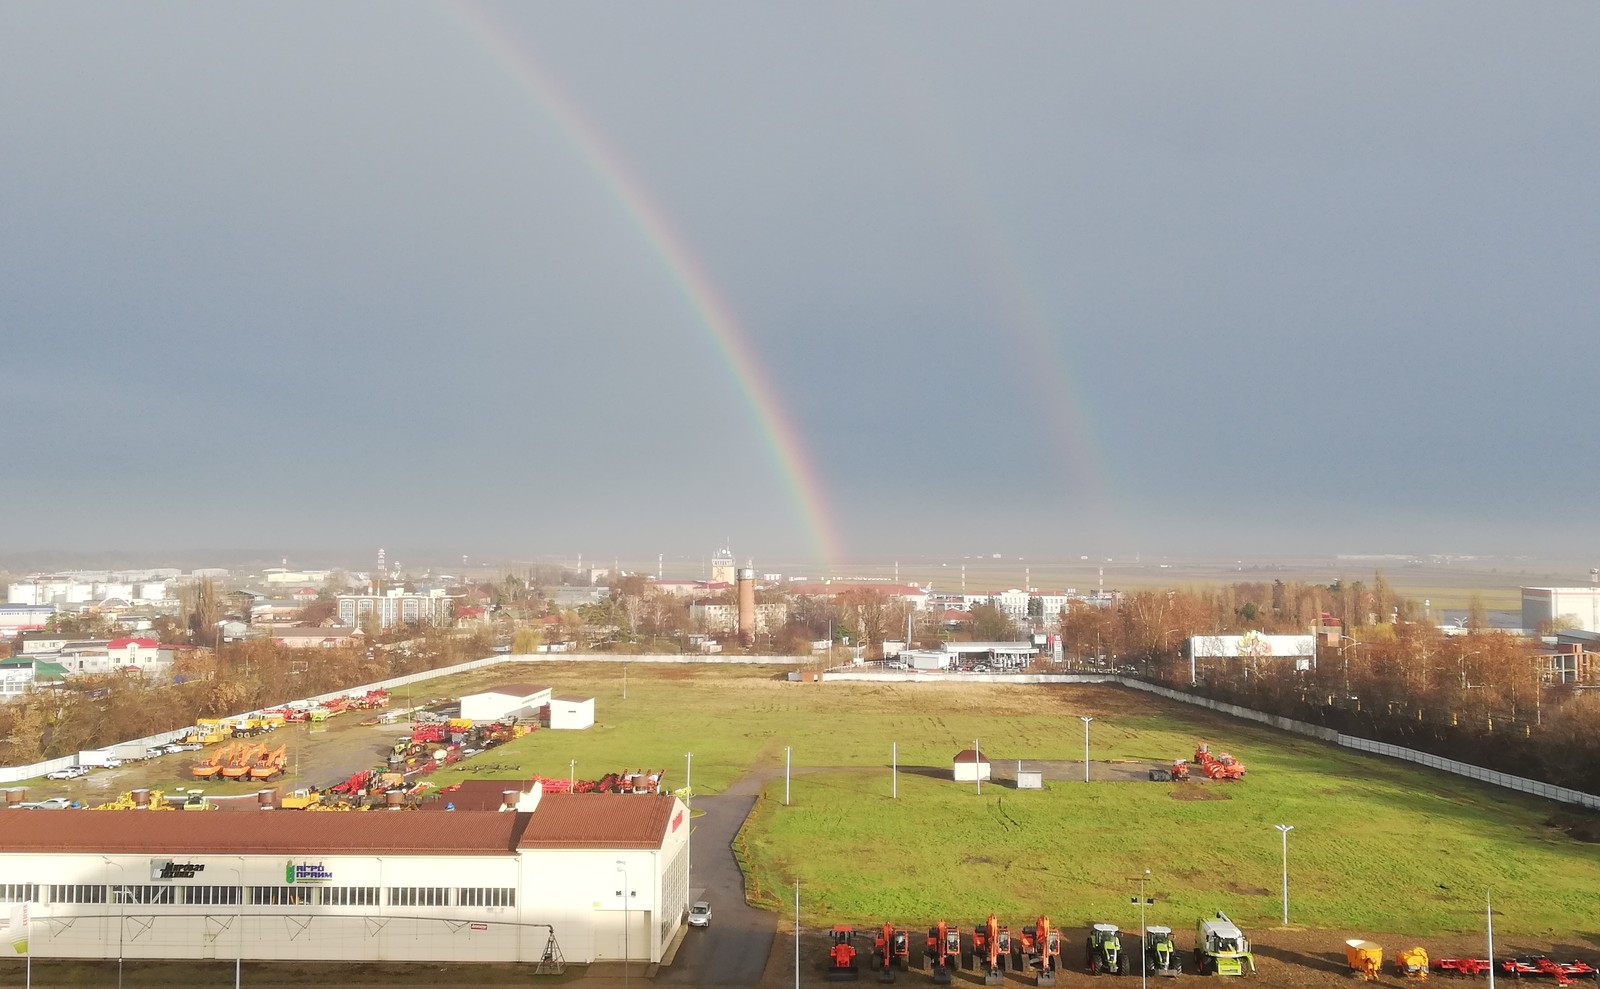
460, 684, 553, 722
1522, 586, 1600, 634
0, 785, 688, 966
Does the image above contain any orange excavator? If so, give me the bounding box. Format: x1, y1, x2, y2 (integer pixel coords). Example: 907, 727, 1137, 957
1015, 916, 1061, 987
870, 923, 909, 982
191, 742, 234, 779
249, 744, 287, 780
972, 915, 1011, 986
221, 743, 262, 780
925, 921, 961, 985
828, 926, 860, 981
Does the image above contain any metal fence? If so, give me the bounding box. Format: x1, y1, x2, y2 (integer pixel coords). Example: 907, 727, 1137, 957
1116, 677, 1600, 810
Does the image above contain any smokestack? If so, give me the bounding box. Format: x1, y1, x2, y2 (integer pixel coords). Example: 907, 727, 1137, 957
737, 568, 756, 644
502, 790, 519, 811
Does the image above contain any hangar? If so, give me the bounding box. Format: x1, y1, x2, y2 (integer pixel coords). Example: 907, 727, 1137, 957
0, 783, 688, 966
459, 683, 552, 722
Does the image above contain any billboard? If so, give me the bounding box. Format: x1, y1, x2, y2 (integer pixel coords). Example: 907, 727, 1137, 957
1188, 633, 1314, 658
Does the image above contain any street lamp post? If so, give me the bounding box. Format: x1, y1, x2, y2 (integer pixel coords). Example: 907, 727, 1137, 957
233, 858, 244, 989
1132, 870, 1152, 989
616, 861, 629, 989
1275, 825, 1294, 925
784, 746, 791, 805
1080, 717, 1094, 783
685, 752, 693, 896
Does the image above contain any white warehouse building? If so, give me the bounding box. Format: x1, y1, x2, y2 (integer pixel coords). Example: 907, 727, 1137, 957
0, 784, 688, 966
1522, 586, 1600, 634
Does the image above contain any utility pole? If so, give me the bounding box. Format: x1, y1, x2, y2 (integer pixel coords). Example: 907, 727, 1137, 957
1275, 824, 1294, 924
1080, 717, 1094, 782
1132, 870, 1153, 989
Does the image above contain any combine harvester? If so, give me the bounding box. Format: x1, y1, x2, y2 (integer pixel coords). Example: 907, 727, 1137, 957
972, 915, 1010, 986
924, 922, 961, 985
1193, 744, 1246, 780
1141, 926, 1182, 977
1195, 912, 1255, 976
828, 926, 860, 981
1085, 923, 1130, 976
869, 924, 908, 982
1015, 917, 1061, 986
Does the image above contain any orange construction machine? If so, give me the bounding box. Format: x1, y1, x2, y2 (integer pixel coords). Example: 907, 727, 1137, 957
871, 924, 909, 982
828, 926, 860, 981
1015, 916, 1062, 987
972, 914, 1011, 986
249, 744, 287, 781
1193, 743, 1245, 781
925, 921, 962, 985
220, 743, 261, 780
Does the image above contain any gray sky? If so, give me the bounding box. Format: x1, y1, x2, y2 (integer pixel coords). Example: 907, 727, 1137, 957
2, 3, 1596, 567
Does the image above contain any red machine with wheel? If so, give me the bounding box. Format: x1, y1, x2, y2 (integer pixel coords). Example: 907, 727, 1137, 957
971, 914, 1010, 986
1014, 916, 1062, 986
828, 926, 860, 981
925, 921, 961, 985
1499, 956, 1597, 984
1435, 958, 1493, 977
871, 923, 909, 982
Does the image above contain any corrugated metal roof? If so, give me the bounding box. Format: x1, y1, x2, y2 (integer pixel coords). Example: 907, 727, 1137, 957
470, 683, 551, 699
0, 810, 529, 855
518, 794, 675, 850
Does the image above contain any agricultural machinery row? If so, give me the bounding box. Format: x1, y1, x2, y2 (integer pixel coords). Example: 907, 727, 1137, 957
1149, 743, 1246, 783
822, 913, 1249, 985
1345, 941, 1597, 984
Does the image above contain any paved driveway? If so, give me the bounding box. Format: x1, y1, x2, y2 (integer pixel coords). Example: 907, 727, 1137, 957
656, 773, 776, 987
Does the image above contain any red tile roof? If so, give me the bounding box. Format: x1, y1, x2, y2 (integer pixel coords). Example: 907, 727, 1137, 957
424, 780, 539, 812
107, 637, 159, 649
518, 794, 676, 850
953, 749, 990, 764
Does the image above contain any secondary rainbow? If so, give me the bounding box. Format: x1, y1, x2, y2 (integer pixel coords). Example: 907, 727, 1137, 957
448, 1, 845, 567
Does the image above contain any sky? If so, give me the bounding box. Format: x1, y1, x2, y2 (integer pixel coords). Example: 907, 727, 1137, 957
2, 3, 1597, 569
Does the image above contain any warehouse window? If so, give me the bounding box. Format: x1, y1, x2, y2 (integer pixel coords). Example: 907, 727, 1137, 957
388, 887, 449, 908
49, 885, 106, 905
112, 885, 177, 906
250, 886, 314, 906
0, 884, 38, 903
456, 887, 515, 908
318, 886, 379, 907
183, 886, 242, 906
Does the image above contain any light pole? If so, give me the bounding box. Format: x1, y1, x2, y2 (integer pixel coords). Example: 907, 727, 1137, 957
1275, 825, 1294, 925
1080, 716, 1094, 782
569, 759, 575, 790
104, 858, 124, 989
1132, 869, 1152, 989
616, 860, 629, 989
784, 746, 791, 805
685, 751, 693, 897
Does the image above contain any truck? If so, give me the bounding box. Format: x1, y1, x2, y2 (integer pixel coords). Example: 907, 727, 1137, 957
1195, 912, 1255, 976
108, 743, 152, 763
76, 749, 123, 769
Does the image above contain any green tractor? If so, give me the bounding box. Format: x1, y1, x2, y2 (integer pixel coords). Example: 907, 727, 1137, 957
1086, 923, 1131, 976
1195, 912, 1255, 977
1141, 926, 1182, 977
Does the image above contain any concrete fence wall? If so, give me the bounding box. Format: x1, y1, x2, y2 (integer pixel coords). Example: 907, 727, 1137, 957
1114, 677, 1600, 810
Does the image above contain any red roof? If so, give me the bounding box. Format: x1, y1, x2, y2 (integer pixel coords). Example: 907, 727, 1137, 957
457, 606, 487, 618
107, 637, 158, 649
941, 609, 971, 621
0, 794, 678, 854
953, 749, 990, 764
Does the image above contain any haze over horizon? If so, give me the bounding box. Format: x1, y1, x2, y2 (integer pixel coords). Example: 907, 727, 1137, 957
3, 4, 1596, 566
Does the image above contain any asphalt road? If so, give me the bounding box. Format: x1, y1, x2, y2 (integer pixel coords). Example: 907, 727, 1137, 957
656, 772, 775, 988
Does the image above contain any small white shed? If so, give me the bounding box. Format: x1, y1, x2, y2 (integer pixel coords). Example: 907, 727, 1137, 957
952, 749, 991, 782
548, 694, 595, 731
460, 683, 552, 722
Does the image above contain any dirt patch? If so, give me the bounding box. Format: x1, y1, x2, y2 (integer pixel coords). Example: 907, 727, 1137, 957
1169, 784, 1231, 800
1224, 882, 1272, 897
1546, 811, 1600, 843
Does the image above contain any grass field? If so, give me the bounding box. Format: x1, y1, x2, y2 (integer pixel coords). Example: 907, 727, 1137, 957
420, 664, 1598, 938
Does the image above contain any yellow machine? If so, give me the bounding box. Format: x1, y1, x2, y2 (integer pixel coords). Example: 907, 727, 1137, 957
1395, 946, 1429, 980
1345, 940, 1383, 982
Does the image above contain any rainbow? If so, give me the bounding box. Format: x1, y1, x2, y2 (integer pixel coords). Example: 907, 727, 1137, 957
448, 2, 845, 566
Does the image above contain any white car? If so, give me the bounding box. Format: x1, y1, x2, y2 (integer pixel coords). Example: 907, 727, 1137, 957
688, 901, 711, 928
45, 766, 88, 781
18, 797, 72, 810
163, 743, 203, 754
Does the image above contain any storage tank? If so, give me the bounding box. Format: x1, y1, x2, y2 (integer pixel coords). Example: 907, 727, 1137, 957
737, 568, 756, 643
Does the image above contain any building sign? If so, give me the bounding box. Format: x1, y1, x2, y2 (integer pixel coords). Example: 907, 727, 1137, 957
470, 923, 488, 931
284, 861, 333, 884
150, 860, 206, 881
671, 810, 684, 832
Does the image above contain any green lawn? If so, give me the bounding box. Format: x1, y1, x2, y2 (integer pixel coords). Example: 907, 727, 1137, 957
421, 664, 1597, 936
